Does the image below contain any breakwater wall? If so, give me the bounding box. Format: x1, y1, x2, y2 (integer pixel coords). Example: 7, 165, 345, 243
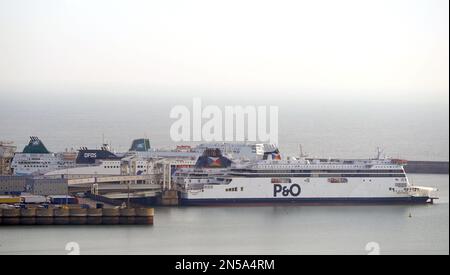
405, 161, 449, 174
0, 207, 154, 226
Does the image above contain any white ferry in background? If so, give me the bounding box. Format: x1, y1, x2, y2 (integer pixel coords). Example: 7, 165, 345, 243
127, 138, 200, 159
175, 150, 437, 205
194, 142, 279, 161
44, 144, 132, 179
127, 138, 280, 161
11, 137, 77, 176
12, 137, 123, 177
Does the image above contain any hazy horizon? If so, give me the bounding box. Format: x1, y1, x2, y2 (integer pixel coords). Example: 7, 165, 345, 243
0, 0, 449, 160
0, 0, 449, 103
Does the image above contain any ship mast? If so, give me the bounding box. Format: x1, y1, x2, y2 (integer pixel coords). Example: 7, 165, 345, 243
299, 144, 307, 158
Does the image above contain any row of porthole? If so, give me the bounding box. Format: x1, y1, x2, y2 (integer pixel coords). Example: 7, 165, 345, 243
17, 162, 51, 165
189, 179, 211, 183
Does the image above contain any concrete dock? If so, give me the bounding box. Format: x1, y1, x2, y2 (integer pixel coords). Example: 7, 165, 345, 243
0, 207, 154, 226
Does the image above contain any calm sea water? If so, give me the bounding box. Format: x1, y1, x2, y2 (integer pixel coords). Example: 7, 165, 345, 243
0, 174, 448, 255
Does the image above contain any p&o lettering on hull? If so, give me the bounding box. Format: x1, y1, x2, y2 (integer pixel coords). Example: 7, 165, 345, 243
273, 184, 301, 197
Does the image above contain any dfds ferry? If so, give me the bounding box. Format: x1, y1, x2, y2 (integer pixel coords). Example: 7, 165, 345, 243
175, 151, 437, 205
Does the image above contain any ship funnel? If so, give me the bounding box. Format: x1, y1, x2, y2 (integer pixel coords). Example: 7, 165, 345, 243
23, 136, 50, 154
195, 148, 233, 169
129, 138, 151, 152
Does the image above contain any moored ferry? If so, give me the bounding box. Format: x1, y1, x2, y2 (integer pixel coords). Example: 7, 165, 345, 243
11, 137, 77, 176
12, 137, 122, 176
175, 151, 437, 205
127, 138, 280, 161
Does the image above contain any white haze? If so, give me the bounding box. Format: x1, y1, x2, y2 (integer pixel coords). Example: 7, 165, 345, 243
0, 0, 448, 160
0, 0, 448, 102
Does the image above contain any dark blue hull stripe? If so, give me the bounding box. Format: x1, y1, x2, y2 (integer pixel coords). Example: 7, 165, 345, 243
180, 196, 431, 205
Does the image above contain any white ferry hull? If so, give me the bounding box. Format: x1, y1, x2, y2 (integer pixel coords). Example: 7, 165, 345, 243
179, 196, 431, 205
179, 177, 432, 205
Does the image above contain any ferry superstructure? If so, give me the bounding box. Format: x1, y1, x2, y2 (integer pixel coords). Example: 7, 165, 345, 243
44, 145, 148, 179
126, 138, 280, 161
44, 156, 155, 179
194, 143, 279, 161
12, 137, 122, 176
176, 156, 436, 205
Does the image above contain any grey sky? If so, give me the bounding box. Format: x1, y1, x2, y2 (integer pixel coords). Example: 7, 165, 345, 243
0, 0, 448, 101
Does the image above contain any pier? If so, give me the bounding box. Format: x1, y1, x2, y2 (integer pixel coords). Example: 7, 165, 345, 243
0, 206, 154, 226
64, 159, 195, 205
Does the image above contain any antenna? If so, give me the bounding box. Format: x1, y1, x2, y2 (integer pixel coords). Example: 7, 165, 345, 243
299, 144, 307, 158
376, 147, 384, 160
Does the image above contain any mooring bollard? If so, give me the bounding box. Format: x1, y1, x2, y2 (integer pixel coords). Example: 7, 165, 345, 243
36, 208, 54, 225
119, 208, 136, 225
87, 208, 103, 225
135, 208, 154, 225
53, 208, 70, 225
2, 208, 21, 225
102, 208, 120, 225
20, 208, 37, 225
69, 208, 88, 225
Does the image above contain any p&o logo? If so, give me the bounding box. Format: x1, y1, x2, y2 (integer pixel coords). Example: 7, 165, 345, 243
84, 153, 97, 158
273, 184, 301, 197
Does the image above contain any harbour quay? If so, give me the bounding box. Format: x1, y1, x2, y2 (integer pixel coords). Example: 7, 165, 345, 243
1, 137, 448, 209
0, 206, 154, 226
